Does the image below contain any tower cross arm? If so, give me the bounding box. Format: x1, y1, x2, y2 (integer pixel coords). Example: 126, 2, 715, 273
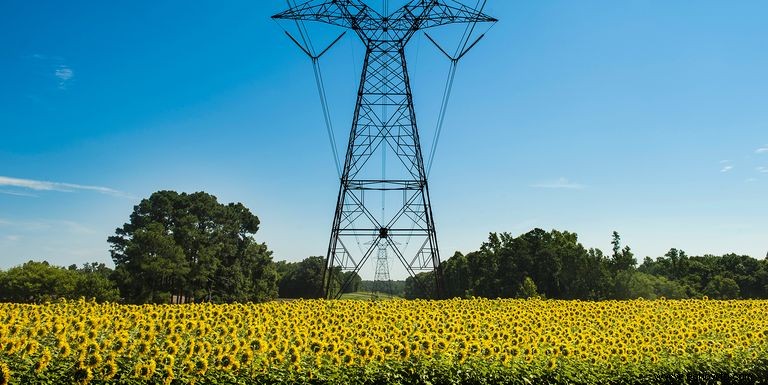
272, 0, 380, 34
389, 1, 497, 32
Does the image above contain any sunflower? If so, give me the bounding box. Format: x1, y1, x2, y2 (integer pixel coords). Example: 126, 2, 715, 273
23, 339, 40, 356
194, 358, 209, 375
102, 360, 119, 380
162, 365, 175, 385
57, 339, 72, 357
165, 343, 179, 356
212, 345, 225, 358
0, 362, 10, 385
182, 359, 195, 375
73, 366, 93, 385
34, 348, 52, 373
544, 356, 557, 370
1, 341, 15, 355
134, 360, 156, 380
111, 337, 128, 353
82, 352, 103, 369
337, 347, 353, 365
136, 341, 151, 355
240, 348, 255, 367
218, 354, 238, 371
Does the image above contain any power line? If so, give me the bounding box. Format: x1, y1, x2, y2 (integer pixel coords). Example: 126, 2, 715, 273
426, 0, 493, 176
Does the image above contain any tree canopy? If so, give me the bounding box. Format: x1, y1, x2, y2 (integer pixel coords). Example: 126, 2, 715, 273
108, 190, 277, 303
405, 228, 768, 300
275, 257, 362, 298
0, 261, 119, 303
5, 213, 765, 304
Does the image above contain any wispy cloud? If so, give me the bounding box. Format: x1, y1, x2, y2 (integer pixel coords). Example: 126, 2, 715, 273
0, 218, 96, 235
719, 160, 734, 173
0, 189, 38, 197
757, 166, 768, 174
30, 54, 74, 90
530, 177, 586, 190
756, 146, 768, 154
55, 65, 74, 89
0, 176, 131, 198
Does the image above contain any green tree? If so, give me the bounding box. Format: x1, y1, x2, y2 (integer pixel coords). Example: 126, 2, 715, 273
517, 276, 540, 299
704, 275, 740, 299
108, 191, 277, 303
359, 280, 407, 296
403, 271, 436, 299
0, 261, 76, 302
0, 261, 119, 303
277, 256, 326, 299
442, 252, 473, 298
639, 250, 767, 299
73, 263, 121, 302
610, 231, 636, 272
645, 274, 686, 299
340, 271, 362, 293
613, 270, 652, 299
612, 271, 686, 300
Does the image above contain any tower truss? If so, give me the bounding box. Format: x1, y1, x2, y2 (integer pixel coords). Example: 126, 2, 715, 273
373, 244, 393, 296
274, 1, 495, 299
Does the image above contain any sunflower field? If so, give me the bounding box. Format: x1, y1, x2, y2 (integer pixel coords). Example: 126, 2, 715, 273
1, 298, 768, 385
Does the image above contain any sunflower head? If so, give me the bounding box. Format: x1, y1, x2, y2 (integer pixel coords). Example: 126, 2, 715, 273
240, 349, 254, 366
165, 343, 179, 356
102, 360, 118, 380
0, 362, 11, 385
194, 359, 209, 375
162, 365, 174, 384
83, 352, 102, 369
547, 357, 557, 370
73, 366, 93, 385
112, 338, 127, 353
134, 360, 156, 381
33, 358, 48, 374
136, 341, 150, 355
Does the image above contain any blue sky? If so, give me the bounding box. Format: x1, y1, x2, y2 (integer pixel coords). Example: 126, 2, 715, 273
1, 1, 767, 276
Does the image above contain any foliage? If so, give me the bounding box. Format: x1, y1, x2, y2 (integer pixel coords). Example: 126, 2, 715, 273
338, 291, 400, 300
610, 231, 637, 272
638, 250, 768, 299
108, 190, 277, 303
339, 272, 363, 294
275, 257, 365, 298
427, 228, 768, 301
705, 275, 741, 299
433, 229, 614, 300
275, 257, 325, 299
404, 271, 436, 299
1, 299, 768, 384
0, 261, 119, 303
359, 280, 406, 296
517, 276, 540, 299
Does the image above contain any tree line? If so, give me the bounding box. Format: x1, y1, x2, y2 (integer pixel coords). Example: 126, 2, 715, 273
0, 262, 119, 302
1, 191, 766, 303
405, 229, 768, 300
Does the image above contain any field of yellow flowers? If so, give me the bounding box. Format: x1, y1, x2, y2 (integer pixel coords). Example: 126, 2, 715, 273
1, 298, 767, 385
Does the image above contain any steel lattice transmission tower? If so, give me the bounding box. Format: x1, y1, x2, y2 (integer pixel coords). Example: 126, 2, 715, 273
373, 244, 392, 296
274, 1, 495, 299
